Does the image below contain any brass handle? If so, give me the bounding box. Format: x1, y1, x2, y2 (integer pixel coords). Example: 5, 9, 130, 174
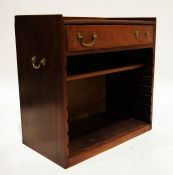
145, 31, 151, 40
77, 32, 97, 47
133, 30, 143, 41
134, 30, 151, 41
31, 56, 46, 70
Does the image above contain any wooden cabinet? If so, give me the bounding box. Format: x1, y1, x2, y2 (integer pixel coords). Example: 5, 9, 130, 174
15, 15, 156, 168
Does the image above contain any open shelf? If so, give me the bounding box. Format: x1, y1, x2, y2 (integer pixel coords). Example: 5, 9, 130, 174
69, 116, 150, 157
67, 63, 144, 81
67, 48, 153, 81
67, 48, 154, 166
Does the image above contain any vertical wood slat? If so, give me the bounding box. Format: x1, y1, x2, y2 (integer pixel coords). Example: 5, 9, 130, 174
133, 23, 156, 121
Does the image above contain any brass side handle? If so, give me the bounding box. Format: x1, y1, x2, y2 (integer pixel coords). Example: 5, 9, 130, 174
31, 56, 46, 70
77, 32, 97, 47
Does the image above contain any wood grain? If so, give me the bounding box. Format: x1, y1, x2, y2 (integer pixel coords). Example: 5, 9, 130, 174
67, 76, 105, 121
15, 15, 69, 168
67, 25, 154, 52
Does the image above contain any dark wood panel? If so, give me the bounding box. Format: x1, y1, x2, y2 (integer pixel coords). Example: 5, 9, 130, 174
136, 94, 152, 105
144, 57, 154, 65
106, 69, 139, 118
137, 84, 152, 95
15, 15, 69, 168
134, 102, 151, 114
138, 75, 153, 85
144, 64, 154, 75
67, 76, 105, 121
149, 23, 156, 123
133, 111, 152, 123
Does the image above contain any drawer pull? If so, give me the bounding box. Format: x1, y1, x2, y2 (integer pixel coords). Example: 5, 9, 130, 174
145, 31, 151, 40
77, 32, 97, 47
134, 30, 142, 41
134, 30, 151, 41
31, 56, 46, 70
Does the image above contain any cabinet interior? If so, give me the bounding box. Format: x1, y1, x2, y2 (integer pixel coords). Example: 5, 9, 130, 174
66, 48, 153, 157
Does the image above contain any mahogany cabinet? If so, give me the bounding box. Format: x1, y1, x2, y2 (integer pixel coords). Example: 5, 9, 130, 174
15, 15, 156, 168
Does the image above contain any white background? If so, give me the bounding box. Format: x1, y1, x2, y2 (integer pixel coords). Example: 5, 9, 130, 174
0, 0, 173, 174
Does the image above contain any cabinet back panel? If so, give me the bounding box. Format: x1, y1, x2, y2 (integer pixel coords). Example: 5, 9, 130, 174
106, 71, 138, 118
67, 76, 105, 121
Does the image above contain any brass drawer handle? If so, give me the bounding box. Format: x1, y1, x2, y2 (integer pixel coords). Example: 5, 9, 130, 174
133, 30, 143, 41
145, 31, 151, 40
134, 30, 151, 41
77, 32, 97, 47
31, 56, 46, 70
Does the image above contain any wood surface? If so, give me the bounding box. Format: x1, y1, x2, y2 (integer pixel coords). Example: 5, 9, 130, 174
69, 118, 151, 166
67, 25, 154, 52
15, 15, 69, 168
67, 76, 105, 120
15, 15, 156, 168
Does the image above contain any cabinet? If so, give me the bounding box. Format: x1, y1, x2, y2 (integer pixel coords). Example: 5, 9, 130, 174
15, 15, 156, 168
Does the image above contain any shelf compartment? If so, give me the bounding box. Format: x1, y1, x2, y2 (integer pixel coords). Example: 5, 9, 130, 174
67, 51, 153, 166
67, 63, 144, 81
69, 112, 120, 139
69, 116, 151, 166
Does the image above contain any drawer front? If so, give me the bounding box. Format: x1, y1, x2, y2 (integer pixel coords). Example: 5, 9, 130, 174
67, 25, 154, 52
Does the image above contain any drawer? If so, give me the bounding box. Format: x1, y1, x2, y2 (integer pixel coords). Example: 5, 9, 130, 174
67, 25, 154, 52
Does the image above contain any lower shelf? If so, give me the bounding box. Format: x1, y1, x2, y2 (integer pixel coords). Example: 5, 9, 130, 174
69, 117, 151, 166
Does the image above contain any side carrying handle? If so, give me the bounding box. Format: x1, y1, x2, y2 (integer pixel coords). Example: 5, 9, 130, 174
77, 32, 97, 47
31, 56, 46, 70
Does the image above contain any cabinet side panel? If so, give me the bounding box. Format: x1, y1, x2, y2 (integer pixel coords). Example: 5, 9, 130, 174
15, 15, 68, 168
150, 20, 157, 124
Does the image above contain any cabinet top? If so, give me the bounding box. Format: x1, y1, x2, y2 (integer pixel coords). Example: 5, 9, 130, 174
15, 15, 156, 25
63, 17, 156, 25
